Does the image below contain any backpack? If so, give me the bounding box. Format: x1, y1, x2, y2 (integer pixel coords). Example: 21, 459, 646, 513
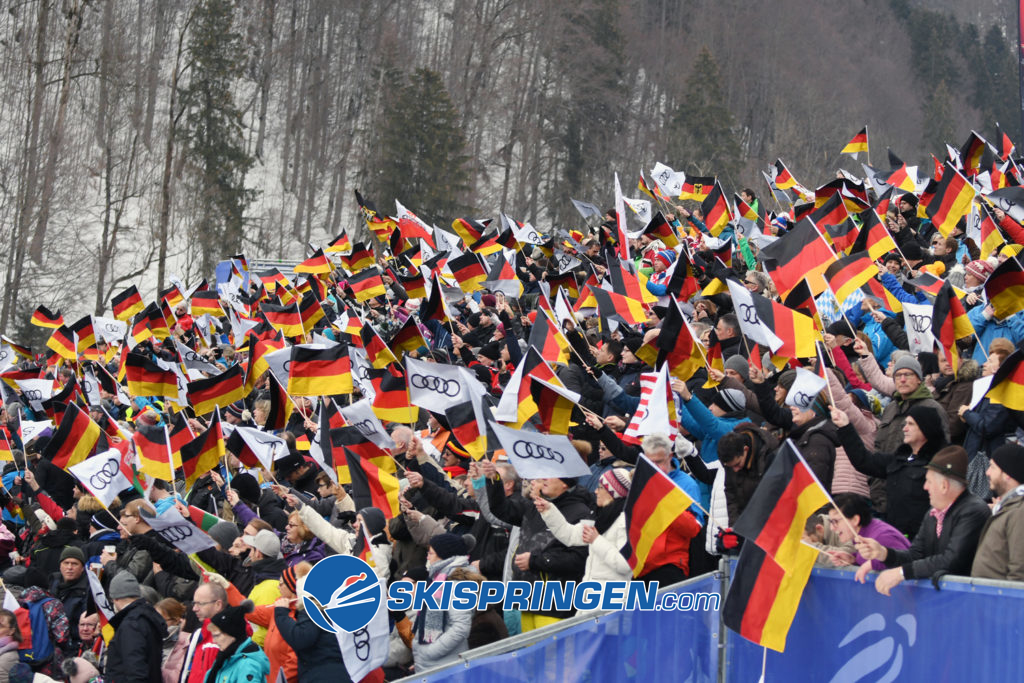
15, 596, 55, 668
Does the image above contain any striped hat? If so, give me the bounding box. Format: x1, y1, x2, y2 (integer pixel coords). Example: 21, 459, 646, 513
281, 565, 299, 595
599, 468, 632, 499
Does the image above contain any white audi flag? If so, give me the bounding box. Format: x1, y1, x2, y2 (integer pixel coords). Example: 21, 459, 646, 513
489, 422, 591, 481
338, 398, 395, 451
141, 506, 217, 554
13, 379, 53, 413
69, 449, 133, 509
784, 367, 828, 411
725, 279, 785, 353
337, 578, 389, 681
405, 356, 468, 413
174, 338, 222, 375
234, 426, 289, 471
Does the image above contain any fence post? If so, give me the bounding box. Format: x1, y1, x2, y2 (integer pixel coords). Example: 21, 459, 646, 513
717, 556, 731, 683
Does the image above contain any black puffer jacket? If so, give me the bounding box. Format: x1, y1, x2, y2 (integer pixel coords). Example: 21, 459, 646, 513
486, 481, 593, 618
723, 423, 780, 522
788, 416, 839, 493
837, 423, 945, 537
106, 598, 168, 683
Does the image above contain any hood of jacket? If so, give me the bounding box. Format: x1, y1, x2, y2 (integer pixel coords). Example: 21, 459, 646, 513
790, 416, 840, 446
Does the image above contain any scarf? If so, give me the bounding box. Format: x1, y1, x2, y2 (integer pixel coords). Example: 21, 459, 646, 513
594, 498, 625, 535
205, 638, 240, 683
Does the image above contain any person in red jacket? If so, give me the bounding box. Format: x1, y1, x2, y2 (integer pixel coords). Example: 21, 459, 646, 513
178, 582, 227, 683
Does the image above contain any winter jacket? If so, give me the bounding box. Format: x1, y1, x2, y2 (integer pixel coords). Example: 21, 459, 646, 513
412, 555, 474, 671
872, 383, 947, 456
486, 482, 592, 618
27, 528, 81, 578
539, 505, 630, 604
853, 518, 910, 571
972, 486, 1024, 581
837, 423, 945, 537
826, 368, 873, 498
884, 490, 989, 579
932, 369, 979, 444
106, 598, 169, 683
247, 605, 298, 683
274, 608, 351, 683
297, 503, 392, 581
203, 638, 269, 683
788, 416, 839, 493
677, 394, 751, 464
967, 305, 1024, 364
180, 621, 221, 683
48, 573, 90, 643
962, 397, 1015, 458
282, 537, 327, 568
722, 423, 779, 523
160, 627, 190, 683
0, 638, 19, 683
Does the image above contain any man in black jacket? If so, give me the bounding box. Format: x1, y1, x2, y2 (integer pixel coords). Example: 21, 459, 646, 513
105, 572, 167, 683
854, 446, 989, 595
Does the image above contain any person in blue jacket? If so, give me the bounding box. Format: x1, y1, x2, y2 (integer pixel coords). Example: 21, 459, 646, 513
205, 601, 271, 683
673, 380, 751, 465
967, 303, 1024, 364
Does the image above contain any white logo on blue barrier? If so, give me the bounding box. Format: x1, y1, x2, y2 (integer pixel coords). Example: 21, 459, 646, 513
827, 613, 916, 683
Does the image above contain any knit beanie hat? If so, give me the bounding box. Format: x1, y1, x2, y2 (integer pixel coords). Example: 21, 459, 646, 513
59, 547, 85, 566
991, 444, 1024, 484
429, 533, 471, 560
965, 260, 994, 282
724, 355, 750, 382
599, 468, 631, 499
208, 521, 240, 551
92, 510, 118, 531
109, 572, 141, 600
210, 600, 254, 641
280, 565, 299, 595
712, 387, 746, 413
776, 369, 798, 392
358, 507, 386, 536
893, 355, 923, 379
230, 473, 261, 504
906, 404, 945, 447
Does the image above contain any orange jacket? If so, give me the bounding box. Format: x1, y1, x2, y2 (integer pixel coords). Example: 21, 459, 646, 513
247, 604, 298, 683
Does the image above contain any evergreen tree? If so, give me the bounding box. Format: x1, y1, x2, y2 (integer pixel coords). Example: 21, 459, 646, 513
367, 68, 470, 222
179, 0, 255, 277
922, 80, 956, 153
668, 47, 742, 183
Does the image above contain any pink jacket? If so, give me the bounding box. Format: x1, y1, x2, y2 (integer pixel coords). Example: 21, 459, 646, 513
827, 369, 874, 498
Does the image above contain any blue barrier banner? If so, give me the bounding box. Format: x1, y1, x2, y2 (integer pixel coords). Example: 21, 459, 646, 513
727, 566, 1024, 681
417, 573, 721, 683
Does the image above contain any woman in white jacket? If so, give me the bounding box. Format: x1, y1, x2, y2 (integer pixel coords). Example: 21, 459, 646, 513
536, 468, 632, 613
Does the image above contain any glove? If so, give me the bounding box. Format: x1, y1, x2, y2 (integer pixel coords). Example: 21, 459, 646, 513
715, 527, 741, 554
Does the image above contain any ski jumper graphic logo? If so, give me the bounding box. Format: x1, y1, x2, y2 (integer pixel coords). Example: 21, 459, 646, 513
301, 555, 382, 633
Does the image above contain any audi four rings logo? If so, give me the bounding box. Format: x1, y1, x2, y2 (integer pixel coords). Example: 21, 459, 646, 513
103, 323, 120, 332
525, 229, 541, 243
352, 628, 371, 661
792, 391, 814, 408
738, 303, 761, 325
350, 420, 376, 437
512, 440, 564, 463
908, 314, 931, 333
22, 390, 42, 401
355, 365, 370, 381
411, 374, 460, 397
89, 459, 121, 489
159, 525, 195, 542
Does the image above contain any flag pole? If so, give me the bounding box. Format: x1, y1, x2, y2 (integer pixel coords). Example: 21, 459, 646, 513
787, 437, 861, 543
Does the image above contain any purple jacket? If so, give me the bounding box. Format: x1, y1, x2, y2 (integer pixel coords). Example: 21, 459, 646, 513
857, 518, 911, 570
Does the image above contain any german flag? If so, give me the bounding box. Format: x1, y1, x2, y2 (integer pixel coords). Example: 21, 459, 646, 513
342, 242, 376, 272
447, 252, 488, 293
792, 202, 816, 223
467, 230, 503, 257
986, 349, 1024, 410
497, 347, 561, 426
71, 316, 97, 351
547, 271, 580, 300
190, 290, 223, 318
977, 204, 1005, 260
288, 344, 352, 396
42, 402, 102, 470
926, 162, 976, 237
642, 212, 680, 248
389, 318, 428, 359
132, 303, 171, 342
638, 173, 657, 200
31, 306, 63, 329
985, 255, 1024, 320
841, 126, 868, 155
885, 163, 916, 192
46, 326, 77, 361
588, 286, 646, 326
261, 301, 304, 338
168, 412, 195, 459
907, 272, 947, 297
159, 285, 185, 308
528, 378, 578, 435
126, 353, 179, 398
873, 186, 896, 218
782, 279, 823, 328
933, 280, 975, 371
960, 130, 987, 177
656, 299, 704, 381
344, 446, 401, 518
722, 539, 817, 652
187, 365, 246, 416
298, 292, 325, 333
850, 210, 897, 261
823, 251, 877, 304
396, 270, 427, 299
355, 190, 397, 241
679, 175, 716, 201
733, 440, 829, 572
861, 276, 903, 314
761, 219, 835, 298
451, 217, 489, 245
325, 230, 352, 254
295, 248, 333, 275
527, 314, 570, 365
180, 410, 225, 490
772, 160, 798, 190
359, 326, 397, 369
663, 249, 699, 301
369, 366, 416, 424
112, 285, 145, 322
347, 268, 386, 303
700, 182, 732, 236
623, 455, 700, 577
734, 194, 760, 223
133, 424, 181, 481
445, 400, 487, 460
264, 373, 293, 431
0, 431, 13, 463
823, 219, 859, 255
419, 275, 452, 324
809, 193, 849, 229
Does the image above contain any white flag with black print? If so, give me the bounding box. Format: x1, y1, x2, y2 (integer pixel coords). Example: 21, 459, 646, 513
725, 279, 785, 353
69, 449, 133, 509
234, 426, 289, 472
141, 506, 217, 554
14, 379, 52, 414
338, 398, 395, 451
489, 422, 591, 480
902, 301, 935, 355
81, 369, 102, 407
623, 197, 653, 226
349, 346, 375, 400
92, 317, 128, 345
784, 367, 828, 411
86, 570, 114, 623
337, 578, 389, 681
405, 356, 469, 413
174, 338, 222, 375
